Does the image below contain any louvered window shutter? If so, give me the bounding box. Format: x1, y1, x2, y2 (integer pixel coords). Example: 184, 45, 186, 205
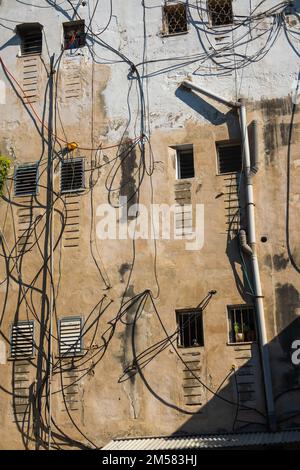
59, 318, 82, 356
11, 321, 34, 358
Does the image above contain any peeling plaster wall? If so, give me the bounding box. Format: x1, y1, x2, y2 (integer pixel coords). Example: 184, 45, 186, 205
0, 0, 300, 449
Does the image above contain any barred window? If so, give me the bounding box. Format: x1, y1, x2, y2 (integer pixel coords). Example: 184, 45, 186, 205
59, 317, 83, 356
177, 147, 195, 179
11, 321, 34, 359
63, 20, 85, 50
17, 23, 43, 56
14, 162, 39, 197
217, 142, 242, 174
207, 0, 233, 26
228, 305, 256, 344
61, 158, 85, 193
176, 309, 204, 348
163, 3, 188, 35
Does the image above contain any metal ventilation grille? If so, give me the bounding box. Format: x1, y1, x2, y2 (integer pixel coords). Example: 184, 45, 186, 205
61, 158, 84, 193
59, 318, 82, 356
177, 148, 194, 179
17, 24, 43, 56
14, 163, 38, 197
163, 4, 188, 35
217, 144, 242, 174
207, 0, 233, 26
11, 322, 34, 359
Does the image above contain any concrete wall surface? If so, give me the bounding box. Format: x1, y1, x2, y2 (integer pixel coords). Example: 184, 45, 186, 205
0, 0, 299, 449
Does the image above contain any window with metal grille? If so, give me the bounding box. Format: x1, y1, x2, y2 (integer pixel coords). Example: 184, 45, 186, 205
61, 158, 85, 193
176, 309, 204, 348
177, 147, 195, 179
59, 317, 83, 356
207, 0, 233, 26
228, 305, 256, 343
217, 143, 242, 174
14, 163, 39, 197
11, 321, 34, 359
163, 3, 188, 35
17, 23, 43, 56
63, 20, 85, 50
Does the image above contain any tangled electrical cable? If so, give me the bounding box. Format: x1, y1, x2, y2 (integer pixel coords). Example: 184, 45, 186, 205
0, 0, 299, 450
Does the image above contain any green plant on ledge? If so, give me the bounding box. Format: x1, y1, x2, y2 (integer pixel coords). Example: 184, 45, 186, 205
0, 156, 11, 196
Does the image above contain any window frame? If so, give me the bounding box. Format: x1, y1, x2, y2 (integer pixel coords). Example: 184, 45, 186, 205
60, 157, 85, 194
59, 316, 83, 358
176, 145, 195, 180
216, 141, 242, 176
16, 23, 43, 57
176, 308, 204, 348
10, 320, 35, 360
207, 0, 234, 28
162, 2, 189, 37
227, 304, 257, 345
14, 162, 39, 198
63, 20, 86, 50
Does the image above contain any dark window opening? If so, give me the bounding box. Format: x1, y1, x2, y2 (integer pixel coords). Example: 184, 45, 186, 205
177, 147, 195, 179
17, 23, 43, 56
59, 317, 83, 357
11, 321, 34, 359
207, 0, 233, 26
228, 305, 257, 343
63, 20, 85, 50
217, 143, 242, 174
14, 163, 39, 197
177, 309, 204, 348
61, 158, 85, 193
163, 3, 188, 35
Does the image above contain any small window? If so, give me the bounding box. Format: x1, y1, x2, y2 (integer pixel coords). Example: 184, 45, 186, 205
17, 23, 43, 56
63, 20, 85, 50
177, 147, 194, 179
176, 309, 204, 348
14, 163, 39, 197
217, 143, 242, 174
59, 317, 83, 357
228, 305, 256, 343
207, 0, 233, 26
11, 321, 34, 359
61, 158, 85, 193
163, 3, 188, 35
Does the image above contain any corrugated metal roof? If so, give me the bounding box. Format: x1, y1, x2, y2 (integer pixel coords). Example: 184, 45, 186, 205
102, 429, 300, 450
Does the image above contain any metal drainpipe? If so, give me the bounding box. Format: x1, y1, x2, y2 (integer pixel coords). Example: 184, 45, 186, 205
180, 81, 276, 429
239, 100, 276, 430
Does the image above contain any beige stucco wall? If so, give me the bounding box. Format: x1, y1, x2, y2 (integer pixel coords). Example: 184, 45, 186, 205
0, 0, 300, 450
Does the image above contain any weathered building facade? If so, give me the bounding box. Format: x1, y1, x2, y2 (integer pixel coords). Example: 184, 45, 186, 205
0, 0, 300, 450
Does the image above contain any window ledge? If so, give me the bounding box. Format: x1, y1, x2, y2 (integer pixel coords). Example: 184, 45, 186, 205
207, 21, 235, 30
160, 31, 189, 38
227, 341, 257, 346
17, 53, 42, 58
176, 177, 195, 181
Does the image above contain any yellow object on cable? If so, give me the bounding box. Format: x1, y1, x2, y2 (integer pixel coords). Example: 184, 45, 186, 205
67, 142, 79, 151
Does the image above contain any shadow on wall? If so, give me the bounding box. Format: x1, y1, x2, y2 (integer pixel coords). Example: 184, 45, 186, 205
175, 86, 240, 135
117, 282, 300, 437
0, 35, 19, 51
172, 314, 300, 436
